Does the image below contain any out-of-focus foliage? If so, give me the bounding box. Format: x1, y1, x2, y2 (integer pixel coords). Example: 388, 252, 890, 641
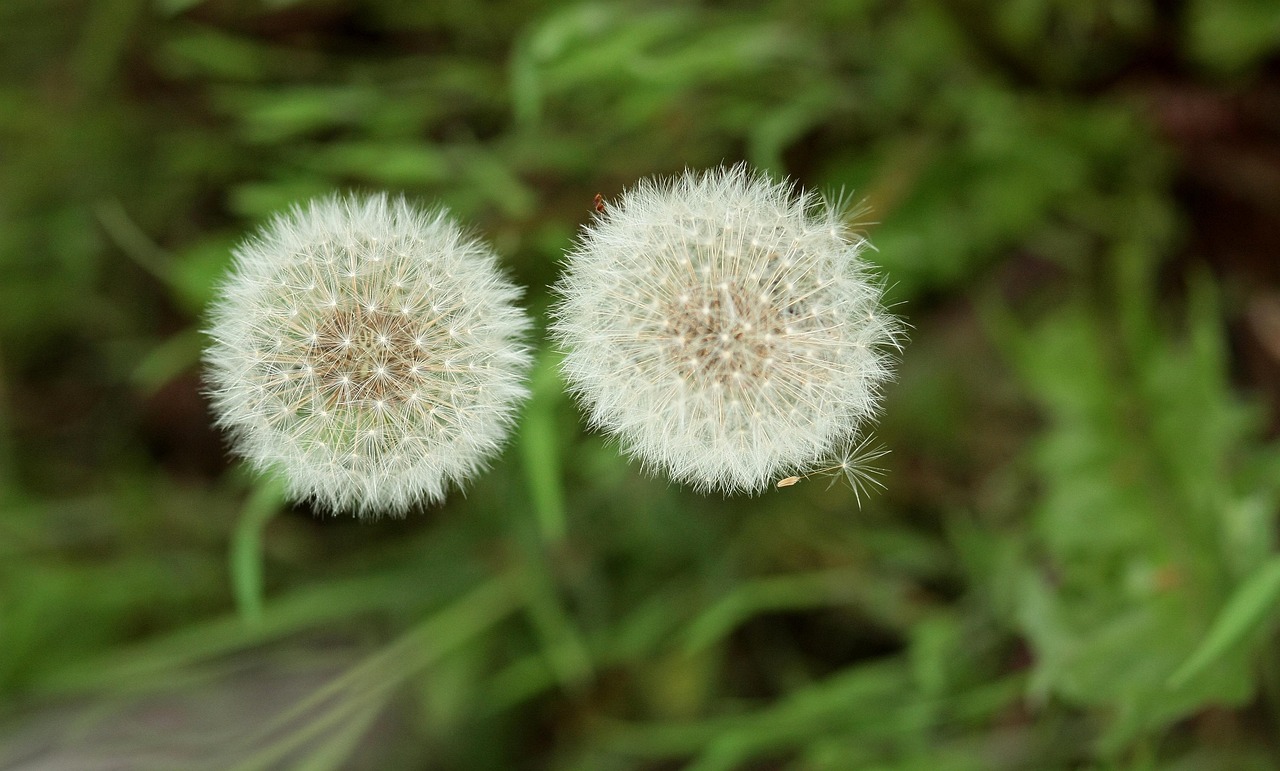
3, 0, 1280, 768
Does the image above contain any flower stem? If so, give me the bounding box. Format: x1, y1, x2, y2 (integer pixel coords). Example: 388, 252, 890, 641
520, 350, 568, 544
230, 477, 287, 627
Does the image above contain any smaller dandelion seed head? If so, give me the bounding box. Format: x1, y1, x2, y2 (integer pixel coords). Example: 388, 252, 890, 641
551, 163, 902, 495
203, 192, 532, 516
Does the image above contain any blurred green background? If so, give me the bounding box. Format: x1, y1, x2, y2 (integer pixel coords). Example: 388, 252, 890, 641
4, 0, 1280, 768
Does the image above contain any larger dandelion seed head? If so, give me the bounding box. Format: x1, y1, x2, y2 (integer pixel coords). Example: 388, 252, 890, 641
552, 165, 900, 495
204, 193, 531, 516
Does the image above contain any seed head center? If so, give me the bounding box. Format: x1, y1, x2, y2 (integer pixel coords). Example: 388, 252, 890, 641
310, 307, 427, 405
663, 282, 782, 386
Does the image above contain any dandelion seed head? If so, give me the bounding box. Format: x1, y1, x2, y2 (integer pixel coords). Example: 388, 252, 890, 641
204, 193, 531, 515
552, 165, 900, 494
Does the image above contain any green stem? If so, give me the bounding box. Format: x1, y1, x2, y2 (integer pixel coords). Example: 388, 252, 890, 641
231, 477, 287, 626
1262, 635, 1280, 761
513, 347, 593, 684
519, 350, 568, 544
515, 549, 594, 688
0, 343, 13, 497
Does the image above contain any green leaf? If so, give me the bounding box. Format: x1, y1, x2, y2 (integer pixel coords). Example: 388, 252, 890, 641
132, 329, 202, 394
1168, 556, 1280, 689
682, 570, 861, 654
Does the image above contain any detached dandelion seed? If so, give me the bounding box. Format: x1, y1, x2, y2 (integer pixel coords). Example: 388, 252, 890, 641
204, 193, 531, 516
553, 165, 901, 495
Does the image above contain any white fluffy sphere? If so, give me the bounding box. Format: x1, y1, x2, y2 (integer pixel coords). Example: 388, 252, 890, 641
204, 193, 531, 515
552, 165, 899, 495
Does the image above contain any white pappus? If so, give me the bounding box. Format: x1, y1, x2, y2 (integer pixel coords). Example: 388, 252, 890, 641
204, 193, 531, 516
552, 165, 901, 495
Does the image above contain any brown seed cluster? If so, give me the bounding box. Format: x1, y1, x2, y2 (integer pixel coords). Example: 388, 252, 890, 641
305, 307, 434, 408
661, 281, 784, 388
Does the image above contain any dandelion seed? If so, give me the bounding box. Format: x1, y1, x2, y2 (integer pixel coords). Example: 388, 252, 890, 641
829, 435, 890, 495
772, 436, 889, 505
204, 193, 531, 516
552, 164, 901, 495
